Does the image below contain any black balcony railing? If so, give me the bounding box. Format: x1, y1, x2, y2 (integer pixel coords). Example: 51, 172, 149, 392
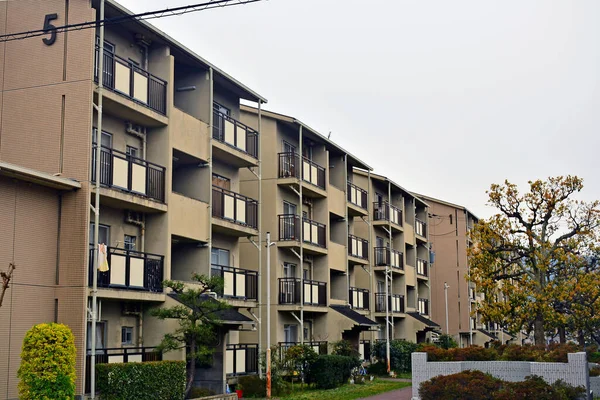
213, 111, 259, 159
415, 218, 427, 237
94, 46, 167, 115
278, 152, 325, 189
359, 340, 371, 361
417, 258, 428, 277
278, 278, 326, 306
278, 341, 327, 365
348, 234, 368, 260
88, 247, 164, 292
278, 214, 326, 248
349, 287, 370, 310
226, 344, 258, 376
211, 264, 257, 301
212, 186, 258, 229
375, 293, 405, 313
374, 247, 404, 269
91, 145, 166, 202
373, 201, 403, 226
85, 347, 161, 393
418, 298, 429, 315
347, 181, 367, 209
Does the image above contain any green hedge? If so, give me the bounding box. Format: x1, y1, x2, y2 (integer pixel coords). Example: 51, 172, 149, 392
308, 355, 360, 389
372, 339, 418, 372
17, 323, 77, 400
96, 361, 185, 400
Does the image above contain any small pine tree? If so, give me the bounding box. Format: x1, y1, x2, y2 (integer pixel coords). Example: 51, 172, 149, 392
18, 323, 76, 400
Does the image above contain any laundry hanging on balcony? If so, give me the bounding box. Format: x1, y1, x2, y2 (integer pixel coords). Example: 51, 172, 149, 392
98, 244, 110, 272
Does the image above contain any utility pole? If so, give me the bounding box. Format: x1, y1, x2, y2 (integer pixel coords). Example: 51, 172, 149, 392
444, 282, 449, 335
91, 0, 105, 398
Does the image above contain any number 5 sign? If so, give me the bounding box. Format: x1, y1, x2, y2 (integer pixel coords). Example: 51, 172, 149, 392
43, 13, 58, 45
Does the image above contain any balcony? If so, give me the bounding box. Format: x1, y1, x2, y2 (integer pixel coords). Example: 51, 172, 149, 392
94, 46, 167, 116
85, 347, 161, 393
226, 344, 258, 376
417, 258, 428, 278
347, 181, 368, 216
415, 218, 427, 238
373, 201, 403, 228
349, 287, 370, 310
91, 145, 166, 204
348, 234, 368, 264
374, 247, 403, 270
211, 264, 257, 301
375, 293, 405, 313
278, 214, 326, 251
418, 298, 429, 315
279, 341, 327, 365
213, 111, 259, 167
88, 247, 164, 293
278, 278, 326, 306
278, 152, 326, 196
212, 186, 258, 236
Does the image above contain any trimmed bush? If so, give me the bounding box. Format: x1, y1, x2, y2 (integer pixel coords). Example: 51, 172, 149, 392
419, 371, 584, 400
187, 386, 216, 399
18, 323, 76, 400
419, 370, 502, 400
418, 343, 581, 363
96, 361, 185, 400
238, 375, 265, 398
436, 334, 458, 349
308, 355, 360, 389
372, 339, 418, 372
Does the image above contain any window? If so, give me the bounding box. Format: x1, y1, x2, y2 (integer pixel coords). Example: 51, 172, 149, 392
211, 248, 230, 267
303, 268, 310, 280
124, 235, 136, 251
282, 141, 296, 154
303, 321, 312, 341
87, 321, 107, 352
92, 129, 113, 148
302, 145, 313, 160
212, 174, 231, 190
95, 36, 115, 53
89, 224, 110, 246
283, 201, 297, 216
283, 262, 296, 278
121, 326, 134, 345
284, 324, 298, 343
214, 102, 230, 116
126, 145, 138, 159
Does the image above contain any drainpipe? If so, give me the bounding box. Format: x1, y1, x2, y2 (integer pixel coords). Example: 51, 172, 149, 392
90, 1, 106, 398
299, 125, 304, 346
141, 134, 146, 252
257, 100, 263, 376
208, 68, 213, 277
385, 180, 391, 373
344, 155, 349, 306
367, 170, 374, 349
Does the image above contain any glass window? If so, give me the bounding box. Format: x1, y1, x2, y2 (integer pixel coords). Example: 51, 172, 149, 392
284, 324, 298, 343
283, 201, 296, 215
214, 102, 230, 116
92, 129, 113, 148
282, 141, 296, 154
124, 235, 136, 251
283, 262, 296, 278
126, 146, 138, 158
212, 174, 231, 190
89, 224, 110, 246
121, 326, 134, 345
87, 321, 106, 352
211, 248, 230, 267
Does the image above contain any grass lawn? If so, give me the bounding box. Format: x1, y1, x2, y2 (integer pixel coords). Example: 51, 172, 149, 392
394, 372, 412, 379
280, 379, 410, 400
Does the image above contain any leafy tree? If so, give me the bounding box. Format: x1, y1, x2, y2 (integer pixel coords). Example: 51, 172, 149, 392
151, 273, 228, 398
468, 176, 600, 345
436, 334, 458, 349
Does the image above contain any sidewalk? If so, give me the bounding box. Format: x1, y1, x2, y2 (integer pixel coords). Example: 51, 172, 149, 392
362, 385, 412, 400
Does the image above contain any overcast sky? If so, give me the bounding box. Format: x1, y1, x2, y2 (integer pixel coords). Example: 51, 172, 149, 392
120, 0, 600, 218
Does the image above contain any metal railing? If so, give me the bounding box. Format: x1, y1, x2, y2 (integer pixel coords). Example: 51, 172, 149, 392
88, 247, 164, 292
375, 293, 405, 313
84, 347, 161, 393
94, 46, 167, 114
374, 247, 404, 269
349, 287, 370, 310
212, 186, 258, 229
278, 341, 327, 364
278, 278, 326, 306
226, 344, 258, 376
415, 218, 427, 237
278, 152, 325, 189
213, 111, 259, 158
417, 258, 428, 277
348, 234, 368, 260
278, 214, 326, 248
418, 298, 429, 315
373, 201, 403, 226
91, 145, 166, 202
347, 181, 367, 209
211, 264, 258, 301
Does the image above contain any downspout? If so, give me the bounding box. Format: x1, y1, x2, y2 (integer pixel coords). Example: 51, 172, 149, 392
257, 100, 263, 376
299, 125, 304, 346
344, 156, 349, 306
367, 170, 375, 347
208, 68, 214, 276
385, 180, 391, 373
466, 210, 473, 346
141, 134, 146, 252
388, 182, 394, 341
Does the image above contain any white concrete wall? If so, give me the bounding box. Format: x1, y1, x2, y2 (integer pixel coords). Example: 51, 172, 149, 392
411, 352, 590, 400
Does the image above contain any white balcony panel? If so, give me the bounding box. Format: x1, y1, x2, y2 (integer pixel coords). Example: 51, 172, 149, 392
225, 350, 234, 375
224, 195, 235, 220
236, 199, 246, 224
224, 271, 235, 297
129, 354, 142, 363
112, 157, 129, 189
236, 349, 246, 374
133, 71, 148, 104
108, 355, 124, 363
129, 257, 145, 287
224, 120, 236, 146
131, 163, 146, 194
236, 273, 246, 297
110, 254, 127, 286
114, 63, 130, 94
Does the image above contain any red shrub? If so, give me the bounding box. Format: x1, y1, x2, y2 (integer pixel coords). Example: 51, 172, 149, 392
419, 370, 502, 400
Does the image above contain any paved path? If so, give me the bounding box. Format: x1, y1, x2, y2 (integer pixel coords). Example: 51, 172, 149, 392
362, 386, 412, 400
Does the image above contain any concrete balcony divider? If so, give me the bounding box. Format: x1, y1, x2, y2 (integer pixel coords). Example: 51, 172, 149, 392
411, 352, 590, 400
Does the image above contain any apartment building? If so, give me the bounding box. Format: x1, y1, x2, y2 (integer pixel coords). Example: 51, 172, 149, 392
239, 107, 441, 361
0, 0, 266, 397
417, 195, 512, 347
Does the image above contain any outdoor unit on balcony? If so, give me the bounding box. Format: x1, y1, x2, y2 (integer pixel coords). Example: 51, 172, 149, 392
126, 122, 147, 139
122, 303, 141, 315
124, 210, 144, 226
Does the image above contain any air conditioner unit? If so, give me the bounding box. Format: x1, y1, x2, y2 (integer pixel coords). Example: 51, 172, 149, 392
122, 303, 141, 315
126, 122, 147, 139
124, 210, 144, 225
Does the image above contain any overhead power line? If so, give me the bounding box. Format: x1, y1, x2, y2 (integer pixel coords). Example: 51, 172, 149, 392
0, 0, 264, 43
